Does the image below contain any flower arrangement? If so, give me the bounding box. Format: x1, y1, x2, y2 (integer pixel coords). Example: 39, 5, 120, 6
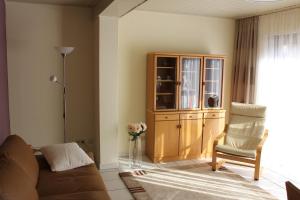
128, 122, 147, 141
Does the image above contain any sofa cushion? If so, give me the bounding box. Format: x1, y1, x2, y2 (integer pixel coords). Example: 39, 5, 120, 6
0, 154, 39, 200
40, 191, 110, 200
37, 163, 107, 197
40, 143, 94, 172
0, 135, 39, 186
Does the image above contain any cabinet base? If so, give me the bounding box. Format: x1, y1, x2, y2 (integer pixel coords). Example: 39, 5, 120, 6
146, 153, 213, 163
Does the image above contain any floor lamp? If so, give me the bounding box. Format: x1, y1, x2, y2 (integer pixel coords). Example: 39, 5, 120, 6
50, 46, 75, 143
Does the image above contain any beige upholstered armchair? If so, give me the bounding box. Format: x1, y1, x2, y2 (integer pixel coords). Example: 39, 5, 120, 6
212, 102, 268, 180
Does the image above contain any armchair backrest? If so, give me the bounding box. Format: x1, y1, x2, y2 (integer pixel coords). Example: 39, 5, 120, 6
225, 102, 266, 150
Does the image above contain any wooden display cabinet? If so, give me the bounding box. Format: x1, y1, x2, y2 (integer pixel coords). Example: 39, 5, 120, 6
203, 57, 224, 109
179, 113, 203, 158
202, 112, 226, 157
146, 52, 226, 163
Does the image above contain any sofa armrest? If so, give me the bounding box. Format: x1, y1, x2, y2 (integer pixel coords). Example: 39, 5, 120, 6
286, 181, 300, 200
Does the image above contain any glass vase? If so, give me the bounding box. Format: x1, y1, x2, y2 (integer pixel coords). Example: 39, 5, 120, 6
129, 136, 142, 169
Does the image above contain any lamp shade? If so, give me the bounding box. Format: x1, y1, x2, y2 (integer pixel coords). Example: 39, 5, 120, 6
55, 46, 75, 55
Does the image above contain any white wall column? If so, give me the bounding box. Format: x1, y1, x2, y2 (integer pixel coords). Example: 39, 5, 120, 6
99, 16, 119, 169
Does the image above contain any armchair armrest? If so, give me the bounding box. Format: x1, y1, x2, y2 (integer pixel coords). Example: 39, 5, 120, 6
256, 129, 268, 153
213, 132, 226, 146
213, 124, 228, 146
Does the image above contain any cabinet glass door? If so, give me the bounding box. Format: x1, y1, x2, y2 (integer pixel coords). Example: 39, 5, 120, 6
203, 58, 224, 109
180, 57, 201, 109
155, 56, 178, 110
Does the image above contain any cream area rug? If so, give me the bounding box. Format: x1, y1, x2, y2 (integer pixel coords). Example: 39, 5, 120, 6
119, 162, 277, 200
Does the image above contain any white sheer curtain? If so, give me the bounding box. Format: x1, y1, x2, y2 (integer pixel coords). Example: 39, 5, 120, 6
256, 9, 300, 180
181, 58, 200, 109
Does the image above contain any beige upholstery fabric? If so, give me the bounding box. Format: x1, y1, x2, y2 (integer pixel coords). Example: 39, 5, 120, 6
216, 102, 266, 157
230, 102, 266, 118
215, 144, 256, 158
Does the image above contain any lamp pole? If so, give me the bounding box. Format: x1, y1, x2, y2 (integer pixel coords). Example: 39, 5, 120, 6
50, 47, 74, 143
62, 53, 67, 143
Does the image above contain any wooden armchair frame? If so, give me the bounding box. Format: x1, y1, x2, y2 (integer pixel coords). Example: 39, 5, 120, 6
212, 125, 269, 180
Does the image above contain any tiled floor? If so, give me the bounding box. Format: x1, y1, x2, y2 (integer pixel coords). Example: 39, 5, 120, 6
100, 156, 295, 200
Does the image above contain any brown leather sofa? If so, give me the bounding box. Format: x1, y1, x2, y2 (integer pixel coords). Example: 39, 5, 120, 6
0, 135, 110, 200
286, 181, 300, 200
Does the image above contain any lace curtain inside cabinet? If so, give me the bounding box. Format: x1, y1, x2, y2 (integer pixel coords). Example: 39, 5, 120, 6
181, 58, 200, 109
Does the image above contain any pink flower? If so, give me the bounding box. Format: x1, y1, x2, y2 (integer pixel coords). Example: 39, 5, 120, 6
128, 123, 136, 132
128, 123, 141, 133
128, 122, 147, 133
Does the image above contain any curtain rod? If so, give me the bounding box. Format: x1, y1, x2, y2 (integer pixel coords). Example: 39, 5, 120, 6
260, 4, 300, 16
239, 4, 300, 19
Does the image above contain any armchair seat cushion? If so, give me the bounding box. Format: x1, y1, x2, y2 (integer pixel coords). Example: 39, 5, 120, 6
216, 144, 256, 158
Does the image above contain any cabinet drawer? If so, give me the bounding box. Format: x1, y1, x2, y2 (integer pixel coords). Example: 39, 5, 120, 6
180, 113, 202, 120
203, 112, 225, 119
155, 114, 179, 121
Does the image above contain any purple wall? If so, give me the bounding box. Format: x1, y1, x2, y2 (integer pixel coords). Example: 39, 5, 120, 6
0, 0, 10, 144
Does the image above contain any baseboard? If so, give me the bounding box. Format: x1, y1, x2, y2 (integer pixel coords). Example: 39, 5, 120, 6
99, 162, 119, 170
119, 150, 146, 158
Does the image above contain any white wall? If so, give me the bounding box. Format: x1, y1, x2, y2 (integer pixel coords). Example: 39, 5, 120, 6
118, 10, 235, 156
6, 2, 97, 152
99, 16, 119, 169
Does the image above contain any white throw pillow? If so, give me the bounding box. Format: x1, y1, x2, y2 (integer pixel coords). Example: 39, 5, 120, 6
40, 143, 94, 172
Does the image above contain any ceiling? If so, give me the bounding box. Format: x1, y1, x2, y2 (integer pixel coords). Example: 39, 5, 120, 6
7, 0, 101, 7
137, 0, 300, 19
101, 0, 147, 17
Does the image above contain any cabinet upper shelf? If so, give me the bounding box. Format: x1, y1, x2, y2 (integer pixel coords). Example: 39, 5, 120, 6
157, 93, 174, 95
156, 80, 175, 82
147, 53, 225, 111
157, 66, 176, 69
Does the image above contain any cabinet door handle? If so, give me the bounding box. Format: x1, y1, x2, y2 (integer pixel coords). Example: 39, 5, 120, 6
189, 115, 192, 118
212, 114, 216, 117
177, 124, 181, 129
175, 81, 182, 86
164, 116, 168, 119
